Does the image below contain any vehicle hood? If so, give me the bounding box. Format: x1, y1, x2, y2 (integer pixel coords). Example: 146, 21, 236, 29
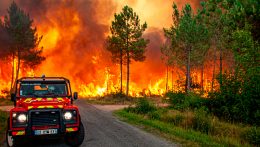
16, 97, 71, 110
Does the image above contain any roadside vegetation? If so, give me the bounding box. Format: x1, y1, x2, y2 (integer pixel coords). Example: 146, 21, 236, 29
0, 110, 8, 144
85, 93, 138, 105
115, 1, 258, 146
0, 97, 13, 106
84, 92, 165, 105
115, 97, 259, 146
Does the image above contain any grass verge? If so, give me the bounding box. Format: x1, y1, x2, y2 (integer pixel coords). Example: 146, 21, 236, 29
114, 109, 251, 147
0, 110, 8, 144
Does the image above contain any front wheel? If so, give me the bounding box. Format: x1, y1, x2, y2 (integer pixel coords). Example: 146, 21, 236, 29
65, 122, 85, 147
6, 130, 15, 147
6, 130, 22, 147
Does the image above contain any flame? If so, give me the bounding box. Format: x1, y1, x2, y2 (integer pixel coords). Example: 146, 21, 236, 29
0, 0, 217, 98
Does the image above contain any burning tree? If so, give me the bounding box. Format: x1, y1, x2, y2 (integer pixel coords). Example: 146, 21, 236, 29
164, 4, 208, 93
1, 2, 45, 91
107, 5, 149, 96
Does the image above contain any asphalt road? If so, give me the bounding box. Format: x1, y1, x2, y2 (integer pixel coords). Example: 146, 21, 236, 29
3, 100, 176, 147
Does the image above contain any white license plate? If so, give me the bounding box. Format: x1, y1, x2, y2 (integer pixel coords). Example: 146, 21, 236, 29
35, 129, 58, 135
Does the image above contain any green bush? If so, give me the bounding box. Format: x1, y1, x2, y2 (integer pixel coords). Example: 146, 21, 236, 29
147, 111, 161, 120
193, 107, 212, 134
160, 113, 176, 123
165, 92, 207, 110
243, 127, 260, 145
174, 114, 184, 126
0, 110, 8, 134
135, 98, 156, 114
160, 112, 184, 126
166, 92, 187, 110
124, 106, 136, 113
208, 73, 260, 125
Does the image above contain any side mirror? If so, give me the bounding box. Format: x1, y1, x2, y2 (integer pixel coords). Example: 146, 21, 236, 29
11, 93, 16, 102
73, 92, 78, 100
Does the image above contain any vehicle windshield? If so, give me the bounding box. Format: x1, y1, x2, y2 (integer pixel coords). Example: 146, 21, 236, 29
19, 82, 68, 97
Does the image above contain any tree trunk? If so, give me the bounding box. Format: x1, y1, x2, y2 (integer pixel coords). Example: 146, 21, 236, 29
219, 47, 223, 90
126, 50, 130, 96
166, 65, 168, 92
15, 50, 21, 85
10, 53, 15, 92
126, 19, 130, 97
211, 45, 217, 92
120, 48, 123, 94
201, 65, 204, 93
171, 69, 174, 91
186, 47, 191, 93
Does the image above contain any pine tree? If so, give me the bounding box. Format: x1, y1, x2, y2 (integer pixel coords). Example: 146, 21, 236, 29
107, 5, 149, 96
165, 3, 208, 93
3, 2, 45, 91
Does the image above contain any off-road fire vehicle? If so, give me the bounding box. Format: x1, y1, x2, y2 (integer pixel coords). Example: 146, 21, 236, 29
6, 76, 85, 147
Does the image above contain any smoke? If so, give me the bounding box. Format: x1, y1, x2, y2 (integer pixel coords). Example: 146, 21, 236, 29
14, 0, 116, 84
0, 0, 202, 94
130, 28, 166, 88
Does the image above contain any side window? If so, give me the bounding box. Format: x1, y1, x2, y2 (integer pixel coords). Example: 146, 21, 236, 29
20, 84, 34, 96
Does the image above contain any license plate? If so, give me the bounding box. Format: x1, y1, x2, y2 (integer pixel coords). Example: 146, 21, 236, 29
34, 129, 58, 135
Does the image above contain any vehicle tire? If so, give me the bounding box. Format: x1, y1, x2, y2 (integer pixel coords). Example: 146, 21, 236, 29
6, 118, 24, 147
6, 130, 23, 147
65, 122, 85, 147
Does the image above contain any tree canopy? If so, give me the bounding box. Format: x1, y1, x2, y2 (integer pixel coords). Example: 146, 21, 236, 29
0, 1, 45, 90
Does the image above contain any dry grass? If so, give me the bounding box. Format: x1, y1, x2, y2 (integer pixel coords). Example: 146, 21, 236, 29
117, 106, 254, 146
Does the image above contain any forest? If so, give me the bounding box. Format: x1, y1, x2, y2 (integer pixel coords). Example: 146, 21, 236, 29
0, 0, 259, 146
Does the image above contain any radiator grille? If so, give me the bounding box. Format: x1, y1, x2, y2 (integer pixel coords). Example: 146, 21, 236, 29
31, 110, 60, 126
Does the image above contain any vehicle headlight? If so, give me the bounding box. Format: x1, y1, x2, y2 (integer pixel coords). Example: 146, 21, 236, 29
17, 114, 27, 123
12, 112, 27, 127
64, 111, 73, 120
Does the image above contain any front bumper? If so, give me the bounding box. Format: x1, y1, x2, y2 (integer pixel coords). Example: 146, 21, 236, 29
9, 109, 79, 137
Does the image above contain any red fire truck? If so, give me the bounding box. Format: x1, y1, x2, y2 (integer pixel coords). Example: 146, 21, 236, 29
6, 76, 85, 147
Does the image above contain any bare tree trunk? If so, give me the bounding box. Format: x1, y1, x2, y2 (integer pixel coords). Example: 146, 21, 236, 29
126, 50, 130, 96
211, 45, 217, 92
10, 53, 15, 92
201, 65, 204, 93
186, 47, 191, 93
171, 69, 174, 91
166, 65, 168, 92
106, 68, 109, 94
15, 50, 21, 85
120, 48, 123, 94
126, 19, 130, 97
219, 47, 223, 90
